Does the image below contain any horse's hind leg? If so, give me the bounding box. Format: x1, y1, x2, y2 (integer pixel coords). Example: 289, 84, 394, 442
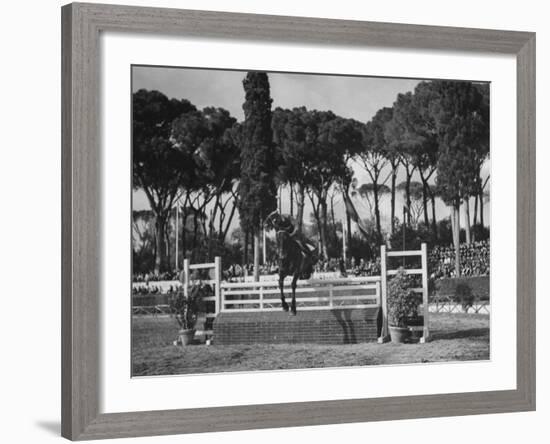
279, 275, 289, 312
290, 274, 298, 315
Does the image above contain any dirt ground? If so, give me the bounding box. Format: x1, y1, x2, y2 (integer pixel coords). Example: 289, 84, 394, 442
132, 312, 489, 376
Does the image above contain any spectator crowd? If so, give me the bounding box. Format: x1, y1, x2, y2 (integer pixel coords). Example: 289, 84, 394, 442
133, 270, 179, 283
429, 240, 490, 279
132, 240, 490, 286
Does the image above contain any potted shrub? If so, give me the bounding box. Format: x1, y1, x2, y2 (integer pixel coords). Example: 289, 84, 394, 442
170, 283, 207, 346
455, 282, 475, 313
387, 268, 422, 343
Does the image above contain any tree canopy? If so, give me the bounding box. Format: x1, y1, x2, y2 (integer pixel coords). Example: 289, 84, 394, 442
132, 89, 197, 272
132, 75, 491, 276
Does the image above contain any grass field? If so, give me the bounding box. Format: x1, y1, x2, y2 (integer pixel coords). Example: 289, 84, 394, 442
132, 313, 489, 376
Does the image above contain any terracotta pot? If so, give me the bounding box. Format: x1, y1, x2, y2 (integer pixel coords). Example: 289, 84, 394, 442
178, 329, 195, 346
389, 326, 410, 343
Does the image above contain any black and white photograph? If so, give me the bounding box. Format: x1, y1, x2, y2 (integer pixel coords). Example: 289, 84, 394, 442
0, 0, 543, 442
131, 66, 490, 376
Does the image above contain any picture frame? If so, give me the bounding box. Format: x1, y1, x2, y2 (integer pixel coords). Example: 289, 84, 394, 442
61, 2, 536, 440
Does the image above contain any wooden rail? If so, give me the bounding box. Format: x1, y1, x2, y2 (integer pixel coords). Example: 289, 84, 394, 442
220, 277, 380, 313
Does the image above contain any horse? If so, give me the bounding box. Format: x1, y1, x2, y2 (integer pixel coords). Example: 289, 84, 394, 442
267, 214, 316, 315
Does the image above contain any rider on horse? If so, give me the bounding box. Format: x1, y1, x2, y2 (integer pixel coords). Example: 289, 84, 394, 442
264, 211, 315, 258
265, 210, 316, 314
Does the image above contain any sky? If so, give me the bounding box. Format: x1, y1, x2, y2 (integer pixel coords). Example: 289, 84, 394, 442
132, 65, 421, 123
132, 66, 490, 233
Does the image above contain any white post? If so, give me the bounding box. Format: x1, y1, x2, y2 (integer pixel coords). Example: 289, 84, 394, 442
214, 256, 221, 315
378, 245, 389, 343
183, 258, 190, 298
175, 204, 179, 271
259, 285, 264, 310
342, 217, 347, 266
262, 228, 267, 265
329, 284, 334, 308
420, 243, 430, 343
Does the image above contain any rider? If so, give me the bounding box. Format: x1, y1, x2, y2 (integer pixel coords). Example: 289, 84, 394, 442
265, 211, 315, 257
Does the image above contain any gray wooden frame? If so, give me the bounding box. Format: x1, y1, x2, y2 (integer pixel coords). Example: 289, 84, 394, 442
61, 2, 536, 440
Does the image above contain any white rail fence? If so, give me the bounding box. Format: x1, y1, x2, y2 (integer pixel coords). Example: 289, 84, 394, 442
133, 243, 431, 342
220, 276, 381, 313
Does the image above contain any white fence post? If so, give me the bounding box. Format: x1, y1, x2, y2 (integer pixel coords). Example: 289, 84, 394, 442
259, 284, 264, 310
329, 284, 334, 308
378, 245, 389, 343
183, 258, 190, 298
342, 218, 347, 266
214, 256, 221, 315
421, 243, 430, 343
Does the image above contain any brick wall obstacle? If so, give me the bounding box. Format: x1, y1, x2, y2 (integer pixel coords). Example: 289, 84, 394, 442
213, 307, 381, 345
213, 276, 382, 345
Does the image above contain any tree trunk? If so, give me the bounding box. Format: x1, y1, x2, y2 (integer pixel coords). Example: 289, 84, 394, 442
289, 183, 294, 217
180, 209, 187, 261
346, 212, 352, 250
390, 169, 397, 234
420, 173, 430, 228
309, 193, 323, 256
464, 198, 471, 244
450, 205, 455, 241
430, 192, 437, 238
330, 194, 337, 241
473, 194, 479, 226
296, 184, 305, 233
320, 199, 329, 260
221, 198, 238, 243
253, 228, 260, 282
405, 167, 413, 226
373, 184, 382, 240
479, 190, 485, 228
452, 204, 461, 277
191, 211, 199, 261
243, 230, 249, 265
154, 213, 168, 274
344, 184, 353, 248
164, 219, 171, 270
207, 208, 214, 259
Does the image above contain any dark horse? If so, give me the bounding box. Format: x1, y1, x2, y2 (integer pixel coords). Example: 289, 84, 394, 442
265, 211, 316, 315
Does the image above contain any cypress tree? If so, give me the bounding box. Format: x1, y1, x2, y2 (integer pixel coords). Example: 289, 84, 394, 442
238, 72, 277, 281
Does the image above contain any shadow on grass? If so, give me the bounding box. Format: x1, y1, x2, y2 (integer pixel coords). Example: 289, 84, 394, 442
332, 309, 357, 344
430, 327, 489, 341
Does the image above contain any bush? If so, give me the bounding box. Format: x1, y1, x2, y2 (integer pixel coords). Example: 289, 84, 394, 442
471, 224, 490, 242
348, 233, 375, 262
169, 283, 210, 330
132, 248, 155, 275
432, 276, 489, 302
455, 282, 475, 312
387, 268, 422, 328
390, 222, 433, 251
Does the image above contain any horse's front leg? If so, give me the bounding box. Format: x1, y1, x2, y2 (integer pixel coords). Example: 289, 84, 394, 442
279, 275, 289, 312
290, 274, 298, 315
